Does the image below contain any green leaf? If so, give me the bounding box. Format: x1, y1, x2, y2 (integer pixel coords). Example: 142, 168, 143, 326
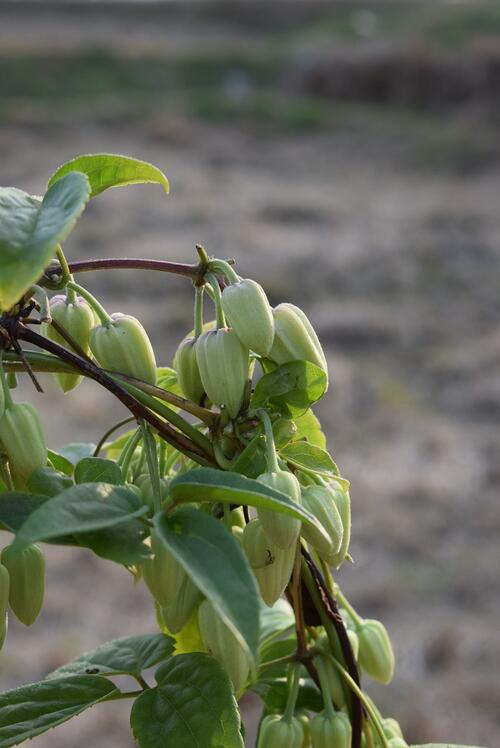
130, 653, 243, 748
11, 483, 148, 553
169, 468, 331, 547
279, 441, 339, 477
294, 408, 326, 449
154, 507, 260, 668
252, 361, 327, 417
75, 519, 150, 565
232, 434, 267, 479
0, 675, 117, 748
47, 449, 75, 475
74, 457, 123, 486
259, 599, 295, 646
0, 173, 90, 311
50, 634, 174, 679
48, 154, 169, 198
0, 492, 50, 533
58, 442, 97, 466
27, 467, 73, 497
253, 676, 322, 715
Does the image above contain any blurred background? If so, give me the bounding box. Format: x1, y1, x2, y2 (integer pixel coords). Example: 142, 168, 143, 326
1, 1, 499, 745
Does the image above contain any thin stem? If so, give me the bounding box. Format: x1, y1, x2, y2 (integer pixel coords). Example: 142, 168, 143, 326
258, 654, 295, 672
102, 690, 144, 702
0, 457, 14, 492
314, 655, 335, 718
291, 540, 307, 658
93, 416, 136, 457
67, 257, 201, 281
66, 281, 111, 325
118, 427, 142, 478
0, 356, 14, 409
140, 421, 161, 513
207, 273, 225, 329
163, 447, 181, 476
321, 652, 389, 748
55, 247, 72, 288
194, 286, 204, 338
283, 663, 302, 723
208, 259, 240, 285
257, 409, 279, 473
134, 674, 150, 691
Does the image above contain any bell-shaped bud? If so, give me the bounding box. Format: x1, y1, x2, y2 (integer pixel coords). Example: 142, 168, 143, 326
257, 714, 305, 748
357, 619, 395, 684
142, 532, 188, 608
327, 483, 351, 569
295, 711, 312, 748
347, 628, 359, 660
310, 710, 351, 748
0, 402, 47, 489
257, 469, 302, 549
160, 576, 201, 634
1, 543, 45, 626
221, 278, 274, 356
0, 562, 9, 649
198, 599, 249, 694
383, 718, 404, 741
44, 294, 95, 392
195, 328, 249, 418
315, 637, 347, 708
139, 477, 170, 513
300, 485, 343, 562
242, 519, 295, 607
89, 313, 157, 384
173, 336, 205, 404
270, 303, 328, 383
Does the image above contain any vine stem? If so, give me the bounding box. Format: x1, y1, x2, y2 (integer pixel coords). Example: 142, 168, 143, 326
16, 325, 215, 465
301, 550, 362, 748
66, 258, 202, 281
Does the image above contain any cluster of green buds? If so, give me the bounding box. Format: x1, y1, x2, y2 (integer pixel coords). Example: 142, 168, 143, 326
43, 291, 94, 392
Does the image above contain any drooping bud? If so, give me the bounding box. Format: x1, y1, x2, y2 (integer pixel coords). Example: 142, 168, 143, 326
142, 532, 188, 609
269, 303, 328, 384
1, 543, 45, 626
173, 336, 205, 404
139, 477, 170, 513
89, 313, 157, 384
383, 718, 404, 741
315, 637, 347, 708
242, 519, 295, 607
328, 482, 351, 569
310, 710, 351, 748
221, 278, 274, 356
44, 294, 95, 392
0, 402, 47, 489
198, 599, 249, 693
347, 628, 359, 660
300, 485, 343, 562
257, 469, 302, 549
357, 619, 395, 684
257, 714, 304, 748
195, 328, 249, 418
160, 576, 201, 634
295, 711, 312, 748
0, 562, 9, 649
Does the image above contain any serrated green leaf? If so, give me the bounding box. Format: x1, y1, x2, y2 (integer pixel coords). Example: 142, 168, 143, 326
130, 653, 244, 748
74, 457, 123, 486
11, 483, 148, 553
279, 441, 339, 477
252, 360, 327, 417
0, 173, 90, 310
48, 154, 169, 198
49, 634, 174, 679
169, 468, 331, 548
0, 675, 117, 748
154, 507, 260, 668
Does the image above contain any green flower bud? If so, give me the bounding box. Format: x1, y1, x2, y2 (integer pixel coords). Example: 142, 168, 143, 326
242, 519, 295, 607
357, 619, 395, 684
195, 328, 249, 418
44, 294, 95, 392
257, 469, 301, 549
300, 485, 342, 561
269, 303, 328, 384
327, 483, 351, 569
142, 532, 188, 609
198, 599, 249, 693
257, 714, 304, 748
296, 711, 312, 748
221, 278, 274, 356
140, 477, 170, 512
0, 402, 47, 489
0, 562, 9, 650
89, 313, 157, 384
231, 507, 246, 530
310, 710, 351, 748
383, 718, 404, 741
160, 576, 201, 634
1, 543, 45, 626
173, 336, 205, 404
347, 628, 359, 660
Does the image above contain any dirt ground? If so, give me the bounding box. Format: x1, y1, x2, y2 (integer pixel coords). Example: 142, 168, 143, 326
1, 3, 499, 747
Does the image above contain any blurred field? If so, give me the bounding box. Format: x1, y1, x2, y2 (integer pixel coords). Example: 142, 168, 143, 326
1, 2, 499, 746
